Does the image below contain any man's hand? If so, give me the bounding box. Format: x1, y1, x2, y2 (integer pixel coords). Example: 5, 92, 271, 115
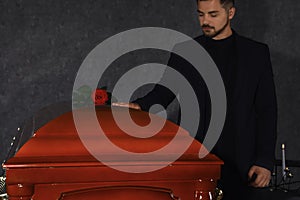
112, 102, 141, 110
248, 165, 271, 188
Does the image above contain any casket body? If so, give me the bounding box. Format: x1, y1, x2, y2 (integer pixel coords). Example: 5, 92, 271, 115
4, 107, 223, 200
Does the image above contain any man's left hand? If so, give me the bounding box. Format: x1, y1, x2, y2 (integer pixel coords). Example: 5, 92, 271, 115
248, 165, 271, 188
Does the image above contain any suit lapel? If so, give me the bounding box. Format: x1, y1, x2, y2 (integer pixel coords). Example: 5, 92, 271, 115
232, 34, 247, 105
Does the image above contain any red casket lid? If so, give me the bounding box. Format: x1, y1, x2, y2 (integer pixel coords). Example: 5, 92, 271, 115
5, 106, 222, 169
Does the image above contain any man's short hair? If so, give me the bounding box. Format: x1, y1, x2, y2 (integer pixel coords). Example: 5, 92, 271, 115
196, 0, 235, 10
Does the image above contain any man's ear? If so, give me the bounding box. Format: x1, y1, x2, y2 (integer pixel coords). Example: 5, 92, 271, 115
228, 7, 236, 19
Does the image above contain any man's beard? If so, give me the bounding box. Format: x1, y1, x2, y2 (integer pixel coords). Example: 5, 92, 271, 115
202, 18, 229, 38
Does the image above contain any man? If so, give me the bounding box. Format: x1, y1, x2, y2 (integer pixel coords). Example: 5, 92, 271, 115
114, 0, 277, 199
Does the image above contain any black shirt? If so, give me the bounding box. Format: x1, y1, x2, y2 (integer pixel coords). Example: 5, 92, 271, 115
203, 34, 237, 163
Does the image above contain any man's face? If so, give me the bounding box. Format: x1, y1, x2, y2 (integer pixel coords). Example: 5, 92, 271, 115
197, 0, 235, 39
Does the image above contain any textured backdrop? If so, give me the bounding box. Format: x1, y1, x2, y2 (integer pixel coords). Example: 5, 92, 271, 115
0, 0, 299, 183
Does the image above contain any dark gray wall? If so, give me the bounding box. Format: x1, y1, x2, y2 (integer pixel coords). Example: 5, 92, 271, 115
0, 0, 299, 180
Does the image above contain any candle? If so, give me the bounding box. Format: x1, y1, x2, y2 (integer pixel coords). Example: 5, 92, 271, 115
281, 144, 286, 180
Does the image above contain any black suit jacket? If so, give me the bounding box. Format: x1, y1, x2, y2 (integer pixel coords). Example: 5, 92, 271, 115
134, 32, 277, 181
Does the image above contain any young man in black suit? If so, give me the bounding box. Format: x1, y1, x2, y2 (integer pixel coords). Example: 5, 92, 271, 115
192, 1, 277, 199
114, 0, 277, 199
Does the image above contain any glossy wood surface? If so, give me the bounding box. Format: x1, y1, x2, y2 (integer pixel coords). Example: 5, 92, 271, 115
5, 106, 223, 200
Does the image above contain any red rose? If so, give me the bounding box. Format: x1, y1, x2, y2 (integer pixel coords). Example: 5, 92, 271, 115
91, 89, 109, 105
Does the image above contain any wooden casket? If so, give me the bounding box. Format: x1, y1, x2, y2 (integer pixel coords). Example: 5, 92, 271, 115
4, 106, 223, 200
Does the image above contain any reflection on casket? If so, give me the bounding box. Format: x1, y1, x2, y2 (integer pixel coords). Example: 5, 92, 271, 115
4, 106, 222, 200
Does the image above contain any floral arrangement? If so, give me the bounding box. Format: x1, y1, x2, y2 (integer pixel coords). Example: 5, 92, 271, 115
72, 85, 112, 108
